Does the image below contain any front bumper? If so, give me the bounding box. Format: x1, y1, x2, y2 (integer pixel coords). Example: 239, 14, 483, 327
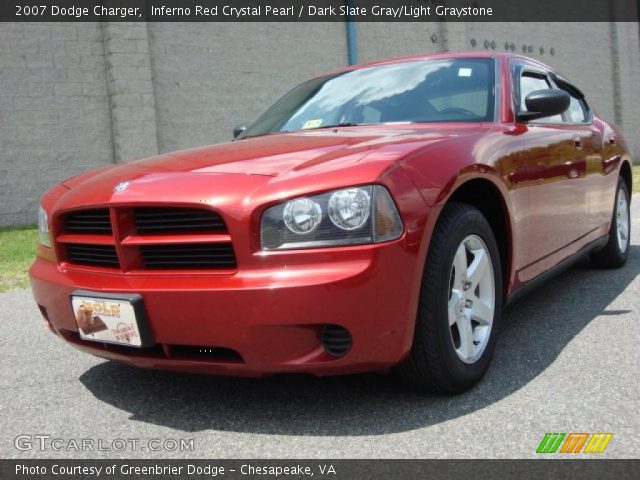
30, 241, 420, 376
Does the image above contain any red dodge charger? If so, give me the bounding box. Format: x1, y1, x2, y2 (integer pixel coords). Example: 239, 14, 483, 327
30, 53, 632, 393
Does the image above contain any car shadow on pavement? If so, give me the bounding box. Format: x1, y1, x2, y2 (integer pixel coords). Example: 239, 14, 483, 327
79, 246, 639, 436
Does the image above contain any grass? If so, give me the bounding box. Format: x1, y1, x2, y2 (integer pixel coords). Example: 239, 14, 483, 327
0, 225, 38, 292
0, 168, 638, 292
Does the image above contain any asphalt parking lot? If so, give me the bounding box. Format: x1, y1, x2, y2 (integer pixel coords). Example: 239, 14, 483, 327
1, 202, 638, 459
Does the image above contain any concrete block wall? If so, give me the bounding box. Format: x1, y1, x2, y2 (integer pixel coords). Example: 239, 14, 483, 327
148, 22, 348, 151
612, 21, 640, 157
0, 22, 113, 225
355, 22, 442, 62
102, 23, 159, 162
0, 20, 638, 226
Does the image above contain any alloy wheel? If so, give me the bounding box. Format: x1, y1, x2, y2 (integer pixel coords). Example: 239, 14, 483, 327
448, 235, 496, 364
616, 186, 630, 254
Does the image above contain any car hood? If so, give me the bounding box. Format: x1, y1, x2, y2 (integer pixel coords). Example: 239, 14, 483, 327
56, 124, 487, 208
65, 124, 487, 183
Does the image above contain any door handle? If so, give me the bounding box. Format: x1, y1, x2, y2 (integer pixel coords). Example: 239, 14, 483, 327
572, 135, 582, 149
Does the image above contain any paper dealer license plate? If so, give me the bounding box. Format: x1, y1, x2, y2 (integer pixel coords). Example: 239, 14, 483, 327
71, 291, 152, 348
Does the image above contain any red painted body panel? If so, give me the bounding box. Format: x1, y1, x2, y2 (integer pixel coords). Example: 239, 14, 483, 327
29, 53, 632, 375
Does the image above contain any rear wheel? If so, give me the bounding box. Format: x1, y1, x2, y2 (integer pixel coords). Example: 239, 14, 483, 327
590, 178, 630, 269
396, 203, 502, 393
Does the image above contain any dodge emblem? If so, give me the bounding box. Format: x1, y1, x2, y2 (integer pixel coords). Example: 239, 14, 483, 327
114, 181, 130, 193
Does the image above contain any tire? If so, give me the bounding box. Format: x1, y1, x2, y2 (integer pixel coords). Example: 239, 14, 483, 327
590, 178, 631, 269
396, 203, 503, 394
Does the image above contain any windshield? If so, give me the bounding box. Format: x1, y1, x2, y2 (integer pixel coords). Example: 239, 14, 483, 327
242, 58, 496, 138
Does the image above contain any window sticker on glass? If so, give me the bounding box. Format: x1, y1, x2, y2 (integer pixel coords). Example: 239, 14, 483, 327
302, 119, 323, 129
458, 68, 473, 77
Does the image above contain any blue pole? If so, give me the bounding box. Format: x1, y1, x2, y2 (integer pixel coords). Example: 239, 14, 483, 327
345, 0, 358, 65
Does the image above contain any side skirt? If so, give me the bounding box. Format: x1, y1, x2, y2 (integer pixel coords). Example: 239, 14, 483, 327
505, 235, 609, 308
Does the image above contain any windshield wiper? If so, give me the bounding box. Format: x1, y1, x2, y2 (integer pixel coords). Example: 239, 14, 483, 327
308, 122, 360, 130
270, 123, 363, 136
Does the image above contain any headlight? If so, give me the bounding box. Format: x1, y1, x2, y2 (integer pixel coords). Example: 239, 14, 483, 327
260, 185, 403, 250
328, 188, 370, 230
38, 205, 51, 248
283, 198, 323, 234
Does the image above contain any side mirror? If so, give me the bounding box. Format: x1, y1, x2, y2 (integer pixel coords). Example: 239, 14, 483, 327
233, 124, 248, 139
517, 89, 570, 122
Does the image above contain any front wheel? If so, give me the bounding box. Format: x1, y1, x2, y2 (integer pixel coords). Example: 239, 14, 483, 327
590, 178, 631, 269
396, 203, 502, 394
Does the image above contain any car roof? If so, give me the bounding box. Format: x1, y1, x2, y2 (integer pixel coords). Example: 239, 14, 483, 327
322, 51, 557, 77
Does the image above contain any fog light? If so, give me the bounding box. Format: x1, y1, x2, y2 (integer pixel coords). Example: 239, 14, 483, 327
321, 325, 352, 357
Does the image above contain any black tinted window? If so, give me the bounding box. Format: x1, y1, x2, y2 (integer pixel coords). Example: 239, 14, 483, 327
566, 95, 587, 123
552, 77, 590, 124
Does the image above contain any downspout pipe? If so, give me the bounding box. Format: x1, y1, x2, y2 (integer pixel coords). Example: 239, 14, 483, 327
345, 0, 358, 65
